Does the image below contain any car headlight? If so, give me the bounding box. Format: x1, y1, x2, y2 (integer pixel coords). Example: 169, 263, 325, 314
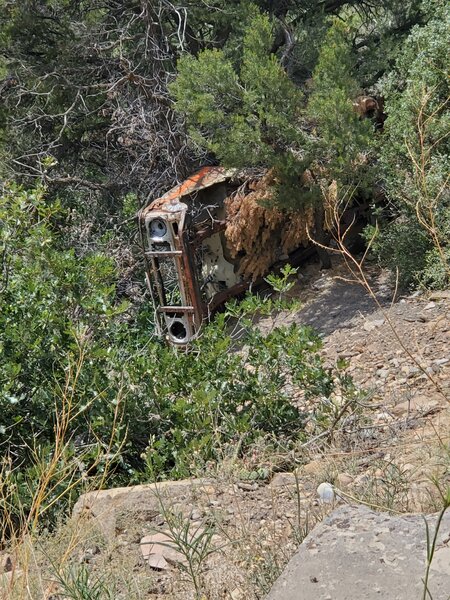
148, 218, 168, 239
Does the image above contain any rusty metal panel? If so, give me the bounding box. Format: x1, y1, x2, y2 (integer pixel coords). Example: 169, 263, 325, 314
138, 166, 242, 345
139, 204, 195, 344
138, 167, 270, 346
141, 166, 236, 215
138, 165, 259, 346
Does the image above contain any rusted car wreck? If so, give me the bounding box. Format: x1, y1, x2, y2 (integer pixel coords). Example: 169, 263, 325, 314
138, 166, 336, 345
138, 93, 382, 345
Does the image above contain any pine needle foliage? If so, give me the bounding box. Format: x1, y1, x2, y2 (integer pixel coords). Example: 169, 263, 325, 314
307, 19, 374, 186
171, 9, 308, 208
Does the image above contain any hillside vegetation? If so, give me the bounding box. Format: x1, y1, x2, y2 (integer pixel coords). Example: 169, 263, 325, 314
0, 2, 449, 594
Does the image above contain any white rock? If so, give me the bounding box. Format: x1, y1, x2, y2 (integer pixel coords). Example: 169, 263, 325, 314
317, 482, 335, 503
147, 553, 170, 571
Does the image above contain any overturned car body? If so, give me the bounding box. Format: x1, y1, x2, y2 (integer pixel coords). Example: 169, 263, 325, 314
138, 93, 382, 345
138, 167, 329, 346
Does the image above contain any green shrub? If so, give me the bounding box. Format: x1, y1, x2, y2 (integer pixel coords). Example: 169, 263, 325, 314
0, 185, 359, 529
170, 9, 307, 209
377, 6, 450, 289
0, 184, 128, 449
307, 18, 373, 185
421, 246, 450, 290
363, 218, 431, 289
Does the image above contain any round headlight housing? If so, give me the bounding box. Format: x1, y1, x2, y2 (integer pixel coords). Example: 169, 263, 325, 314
148, 218, 167, 239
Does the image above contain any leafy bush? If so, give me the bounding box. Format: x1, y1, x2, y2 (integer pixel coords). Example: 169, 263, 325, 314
363, 219, 430, 289
0, 184, 132, 529
0, 184, 127, 446
1, 185, 360, 529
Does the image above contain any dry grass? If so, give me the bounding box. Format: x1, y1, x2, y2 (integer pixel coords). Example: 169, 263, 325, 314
0, 341, 128, 599
2, 413, 448, 599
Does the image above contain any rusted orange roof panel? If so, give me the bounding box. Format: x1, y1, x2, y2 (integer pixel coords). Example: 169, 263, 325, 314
148, 166, 234, 211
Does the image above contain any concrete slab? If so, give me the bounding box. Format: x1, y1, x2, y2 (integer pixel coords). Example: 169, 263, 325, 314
266, 504, 450, 600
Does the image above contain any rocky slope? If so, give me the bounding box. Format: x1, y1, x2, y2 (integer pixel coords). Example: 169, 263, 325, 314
72, 263, 449, 599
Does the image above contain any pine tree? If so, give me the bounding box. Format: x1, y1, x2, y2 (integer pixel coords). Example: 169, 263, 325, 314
307, 19, 373, 186
171, 10, 308, 208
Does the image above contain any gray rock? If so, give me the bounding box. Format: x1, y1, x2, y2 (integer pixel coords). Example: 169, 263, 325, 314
429, 291, 450, 301
377, 369, 389, 379
266, 504, 450, 600
270, 472, 297, 488
237, 481, 259, 492
372, 319, 385, 327
72, 478, 215, 539
402, 314, 427, 323
190, 508, 203, 521
338, 350, 360, 358
434, 358, 449, 366
362, 318, 385, 332
0, 554, 13, 573
406, 366, 420, 378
